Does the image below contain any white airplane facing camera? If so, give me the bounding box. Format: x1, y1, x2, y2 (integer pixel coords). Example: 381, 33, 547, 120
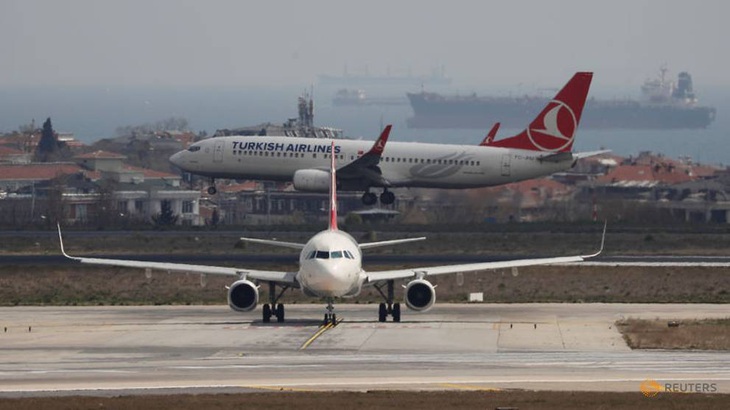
59, 142, 605, 324
170, 72, 607, 205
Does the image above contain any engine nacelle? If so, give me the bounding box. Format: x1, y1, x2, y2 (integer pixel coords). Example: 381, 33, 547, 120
227, 279, 259, 312
292, 169, 330, 192
404, 279, 436, 312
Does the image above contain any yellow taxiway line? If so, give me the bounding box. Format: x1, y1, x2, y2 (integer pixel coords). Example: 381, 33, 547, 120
299, 318, 342, 350
439, 383, 502, 392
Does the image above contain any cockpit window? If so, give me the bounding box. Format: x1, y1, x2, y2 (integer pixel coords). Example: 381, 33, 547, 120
188, 146, 201, 152
310, 250, 353, 260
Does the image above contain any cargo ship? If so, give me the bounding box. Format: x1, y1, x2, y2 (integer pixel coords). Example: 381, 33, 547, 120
319, 66, 452, 88
407, 68, 716, 129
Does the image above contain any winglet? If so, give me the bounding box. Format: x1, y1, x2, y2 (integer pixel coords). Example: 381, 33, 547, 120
479, 122, 500, 146
582, 220, 607, 259
57, 223, 75, 260
365, 124, 391, 156
329, 141, 338, 231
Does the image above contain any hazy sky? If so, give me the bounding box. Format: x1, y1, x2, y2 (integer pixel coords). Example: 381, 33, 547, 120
1, 0, 728, 88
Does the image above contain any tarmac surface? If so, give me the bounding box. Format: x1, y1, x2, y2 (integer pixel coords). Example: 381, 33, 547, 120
0, 304, 728, 397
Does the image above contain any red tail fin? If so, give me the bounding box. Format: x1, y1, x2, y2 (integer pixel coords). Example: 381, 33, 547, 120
489, 72, 593, 153
328, 141, 338, 231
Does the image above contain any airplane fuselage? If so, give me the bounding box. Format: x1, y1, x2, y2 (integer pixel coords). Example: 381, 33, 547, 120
297, 229, 365, 298
170, 136, 573, 190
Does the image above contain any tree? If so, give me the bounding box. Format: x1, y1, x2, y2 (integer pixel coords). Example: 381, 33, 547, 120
152, 200, 178, 227
34, 117, 69, 162
34, 118, 57, 162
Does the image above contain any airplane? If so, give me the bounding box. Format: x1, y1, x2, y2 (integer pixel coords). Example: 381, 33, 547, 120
169, 72, 608, 205
59, 141, 606, 325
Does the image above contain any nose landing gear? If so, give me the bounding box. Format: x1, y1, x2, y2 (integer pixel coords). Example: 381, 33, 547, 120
207, 178, 217, 195
323, 298, 338, 325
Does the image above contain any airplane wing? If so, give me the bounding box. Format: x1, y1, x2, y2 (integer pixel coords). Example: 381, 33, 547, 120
366, 223, 606, 283
58, 225, 299, 285
336, 124, 392, 186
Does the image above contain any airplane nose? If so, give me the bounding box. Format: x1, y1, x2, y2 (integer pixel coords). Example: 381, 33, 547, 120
169, 151, 184, 168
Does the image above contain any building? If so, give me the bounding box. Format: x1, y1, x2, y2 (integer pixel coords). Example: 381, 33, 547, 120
0, 150, 201, 227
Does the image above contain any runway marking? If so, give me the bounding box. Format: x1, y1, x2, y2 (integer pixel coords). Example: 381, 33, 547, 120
300, 318, 343, 350
439, 383, 502, 392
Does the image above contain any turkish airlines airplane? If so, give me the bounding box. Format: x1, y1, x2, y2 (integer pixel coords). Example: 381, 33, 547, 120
169, 72, 607, 205
59, 143, 605, 324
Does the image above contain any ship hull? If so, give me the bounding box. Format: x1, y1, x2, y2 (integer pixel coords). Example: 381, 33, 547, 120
407, 93, 716, 130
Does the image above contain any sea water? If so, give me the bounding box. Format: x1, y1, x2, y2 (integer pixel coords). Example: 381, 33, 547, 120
0, 85, 727, 165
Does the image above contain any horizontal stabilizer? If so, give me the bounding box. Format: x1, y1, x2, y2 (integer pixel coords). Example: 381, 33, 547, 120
572, 149, 612, 160
240, 237, 306, 250
360, 236, 426, 250
538, 151, 574, 163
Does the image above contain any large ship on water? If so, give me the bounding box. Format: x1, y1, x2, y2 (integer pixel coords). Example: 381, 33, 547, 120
407, 68, 716, 130
319, 66, 452, 88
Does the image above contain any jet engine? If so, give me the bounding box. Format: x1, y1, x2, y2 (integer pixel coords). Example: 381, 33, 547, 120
292, 169, 330, 192
227, 279, 259, 312
404, 279, 436, 312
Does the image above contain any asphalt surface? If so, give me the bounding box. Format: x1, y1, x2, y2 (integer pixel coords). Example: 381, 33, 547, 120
0, 304, 727, 397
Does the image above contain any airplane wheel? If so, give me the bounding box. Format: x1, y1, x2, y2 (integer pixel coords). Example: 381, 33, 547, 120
276, 304, 285, 323
380, 191, 395, 205
392, 303, 401, 322
378, 303, 387, 322
262, 304, 271, 323
362, 192, 377, 206
207, 186, 217, 195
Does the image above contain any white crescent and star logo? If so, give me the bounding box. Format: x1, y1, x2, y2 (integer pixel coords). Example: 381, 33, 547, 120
526, 99, 577, 152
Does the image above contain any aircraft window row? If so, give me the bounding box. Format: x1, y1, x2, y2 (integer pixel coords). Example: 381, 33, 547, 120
187, 146, 201, 152
229, 149, 479, 166
233, 151, 351, 160
306, 250, 355, 260
382, 157, 480, 166
234, 151, 306, 158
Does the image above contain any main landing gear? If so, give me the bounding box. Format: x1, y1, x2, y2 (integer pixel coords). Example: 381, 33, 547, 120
374, 280, 401, 322
262, 281, 289, 323
323, 298, 337, 325
361, 189, 395, 206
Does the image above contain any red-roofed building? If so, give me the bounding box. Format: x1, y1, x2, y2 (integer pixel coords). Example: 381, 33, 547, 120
74, 150, 126, 172
0, 163, 96, 191
596, 164, 694, 188
0, 145, 31, 164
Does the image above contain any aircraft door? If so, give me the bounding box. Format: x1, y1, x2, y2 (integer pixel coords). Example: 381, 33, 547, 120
213, 140, 224, 163
500, 154, 511, 176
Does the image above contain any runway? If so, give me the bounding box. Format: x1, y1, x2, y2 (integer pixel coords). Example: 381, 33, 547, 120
0, 304, 728, 396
